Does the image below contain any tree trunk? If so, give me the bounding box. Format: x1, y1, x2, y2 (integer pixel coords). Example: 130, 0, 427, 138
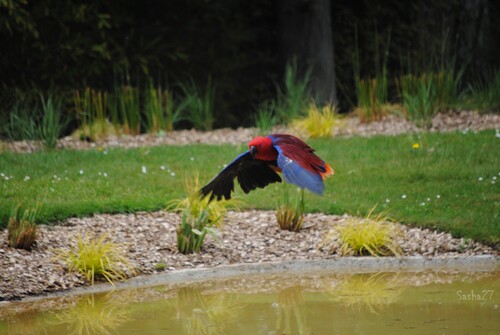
277, 0, 337, 105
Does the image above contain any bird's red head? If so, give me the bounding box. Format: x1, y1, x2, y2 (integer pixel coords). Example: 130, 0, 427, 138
248, 136, 277, 161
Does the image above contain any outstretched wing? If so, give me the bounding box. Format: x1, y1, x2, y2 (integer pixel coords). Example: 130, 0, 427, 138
270, 134, 333, 195
200, 151, 282, 201
275, 146, 325, 194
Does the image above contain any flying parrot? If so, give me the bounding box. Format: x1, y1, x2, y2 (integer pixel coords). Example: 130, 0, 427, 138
200, 134, 334, 200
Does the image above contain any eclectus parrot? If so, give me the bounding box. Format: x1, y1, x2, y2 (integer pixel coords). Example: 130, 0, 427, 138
200, 134, 334, 201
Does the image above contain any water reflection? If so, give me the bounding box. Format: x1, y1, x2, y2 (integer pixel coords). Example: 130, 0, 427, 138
0, 271, 498, 335
327, 272, 404, 313
50, 293, 130, 335
5, 310, 50, 335
168, 286, 245, 335
275, 286, 311, 335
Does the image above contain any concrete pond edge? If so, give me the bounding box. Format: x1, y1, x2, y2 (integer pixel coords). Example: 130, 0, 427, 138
14, 255, 498, 303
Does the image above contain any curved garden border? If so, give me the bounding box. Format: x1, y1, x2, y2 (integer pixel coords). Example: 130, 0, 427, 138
17, 255, 498, 303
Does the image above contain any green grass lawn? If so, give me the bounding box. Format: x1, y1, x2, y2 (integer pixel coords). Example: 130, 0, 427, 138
1, 130, 498, 245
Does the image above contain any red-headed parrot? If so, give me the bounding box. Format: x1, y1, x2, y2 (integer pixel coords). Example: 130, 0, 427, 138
200, 134, 334, 200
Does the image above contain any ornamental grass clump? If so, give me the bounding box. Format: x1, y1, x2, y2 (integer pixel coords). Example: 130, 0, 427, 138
292, 102, 339, 138
322, 210, 402, 256
276, 186, 305, 232
168, 175, 241, 254
57, 233, 135, 285
7, 205, 39, 250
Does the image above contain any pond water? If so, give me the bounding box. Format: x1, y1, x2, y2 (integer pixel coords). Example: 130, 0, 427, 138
1, 271, 498, 335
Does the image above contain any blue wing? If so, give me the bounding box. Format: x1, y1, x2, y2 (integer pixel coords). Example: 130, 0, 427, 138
275, 146, 325, 195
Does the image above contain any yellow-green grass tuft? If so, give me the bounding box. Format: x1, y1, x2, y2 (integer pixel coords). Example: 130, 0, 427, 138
291, 102, 340, 138
56, 233, 135, 285
322, 210, 402, 256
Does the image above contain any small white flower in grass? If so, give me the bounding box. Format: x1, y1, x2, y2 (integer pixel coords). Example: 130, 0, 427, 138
493, 176, 497, 181
0, 173, 4, 177
436, 194, 441, 199
24, 176, 30, 181
98, 172, 102, 176
103, 172, 108, 178
79, 169, 84, 175
478, 177, 483, 181
401, 194, 407, 199
170, 172, 176, 177
160, 165, 166, 170
142, 166, 147, 174
426, 198, 431, 202
385, 198, 390, 203
419, 202, 426, 206
190, 157, 195, 161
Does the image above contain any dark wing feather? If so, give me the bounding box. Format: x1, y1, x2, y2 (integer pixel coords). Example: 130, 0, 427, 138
200, 151, 282, 201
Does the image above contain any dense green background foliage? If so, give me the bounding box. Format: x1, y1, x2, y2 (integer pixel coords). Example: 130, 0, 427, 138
1, 0, 499, 129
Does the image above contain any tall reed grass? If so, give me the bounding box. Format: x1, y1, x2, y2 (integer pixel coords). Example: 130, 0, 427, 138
179, 78, 216, 131
397, 71, 460, 128
353, 27, 390, 122
73, 88, 115, 140
116, 85, 141, 135
276, 61, 311, 123
463, 71, 500, 112
253, 100, 278, 135
39, 94, 64, 149
144, 83, 181, 133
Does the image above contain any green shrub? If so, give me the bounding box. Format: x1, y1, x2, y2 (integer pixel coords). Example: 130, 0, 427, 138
168, 175, 241, 253
7, 205, 39, 250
